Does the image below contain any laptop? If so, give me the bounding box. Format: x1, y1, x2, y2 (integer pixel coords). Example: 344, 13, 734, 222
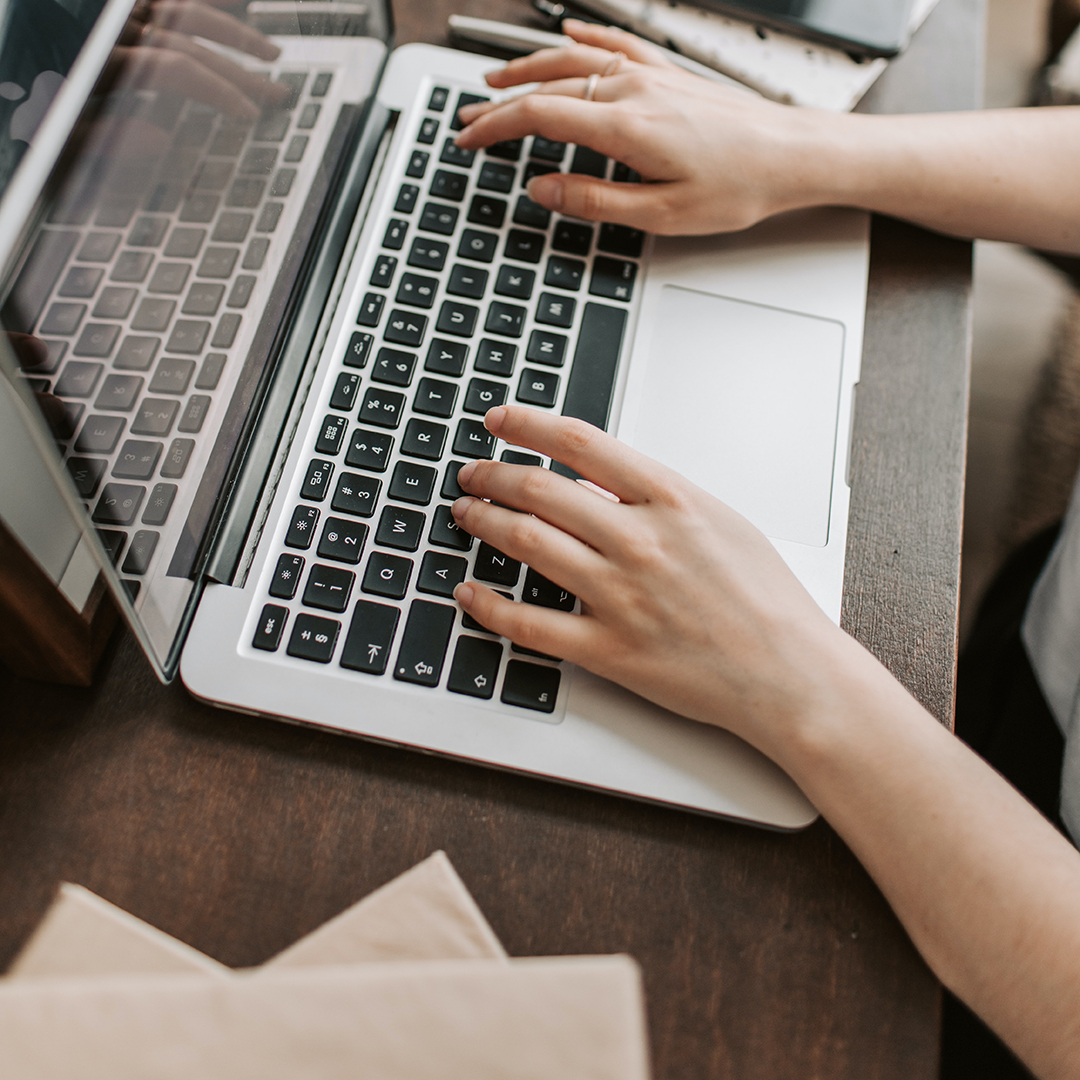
0, 0, 869, 829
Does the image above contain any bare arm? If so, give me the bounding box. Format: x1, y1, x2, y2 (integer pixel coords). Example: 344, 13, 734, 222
451, 407, 1080, 1080
455, 21, 1080, 254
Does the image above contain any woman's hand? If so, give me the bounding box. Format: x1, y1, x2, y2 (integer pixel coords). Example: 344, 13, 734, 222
451, 406, 861, 760
454, 19, 847, 236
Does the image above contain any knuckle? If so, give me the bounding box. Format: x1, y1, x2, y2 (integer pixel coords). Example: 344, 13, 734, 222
506, 513, 543, 554
557, 416, 597, 458
519, 467, 552, 501
576, 182, 608, 221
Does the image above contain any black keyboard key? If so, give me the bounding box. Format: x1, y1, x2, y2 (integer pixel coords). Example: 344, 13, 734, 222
330, 372, 361, 411
362, 552, 412, 600
254, 110, 290, 141
240, 146, 277, 175
487, 138, 523, 162
66, 457, 107, 498
128, 215, 168, 247
477, 161, 515, 194
383, 218, 408, 250
512, 195, 551, 231
141, 482, 177, 525
419, 202, 458, 235
522, 161, 558, 186
359, 387, 406, 429
226, 178, 265, 208
312, 71, 332, 96
303, 563, 355, 612
447, 264, 487, 300
369, 255, 397, 288
589, 255, 637, 302
485, 301, 526, 338
50, 402, 83, 443
436, 300, 479, 338
74, 323, 122, 358
149, 358, 196, 394
441, 460, 468, 499
340, 599, 400, 673
517, 368, 560, 408
183, 282, 224, 317
430, 169, 467, 202
430, 503, 473, 551
598, 223, 645, 258
297, 103, 320, 129
131, 398, 180, 436
112, 439, 162, 480
93, 482, 145, 525
285, 504, 320, 548
95, 529, 126, 565
357, 292, 385, 327
531, 137, 566, 163
270, 553, 305, 599
375, 505, 425, 551
115, 335, 160, 371
522, 567, 575, 610
317, 516, 368, 564
447, 636, 502, 699
611, 162, 642, 184
553, 220, 593, 256
253, 604, 288, 651
536, 292, 576, 329
164, 226, 206, 258
458, 228, 498, 264
526, 330, 568, 367
275, 71, 307, 109
406, 150, 430, 178
302, 458, 335, 500
75, 414, 124, 452
558, 301, 627, 436
453, 418, 496, 459
417, 550, 467, 597
209, 122, 250, 157
414, 377, 458, 418
545, 256, 585, 291
160, 437, 195, 479
501, 659, 561, 713
243, 237, 270, 269
384, 309, 427, 348
393, 599, 455, 686
166, 319, 210, 354
439, 139, 475, 168
396, 272, 438, 309
504, 229, 544, 264
408, 237, 449, 271
461, 592, 512, 633
395, 183, 420, 213
475, 338, 517, 377
78, 231, 121, 262
56, 360, 102, 397
331, 471, 381, 517
111, 251, 153, 282
401, 417, 447, 461
569, 146, 607, 179
501, 450, 543, 466
95, 373, 143, 411
372, 347, 416, 387
418, 116, 439, 144
268, 177, 292, 206
425, 337, 468, 376
149, 262, 191, 295
345, 331, 373, 368
451, 92, 489, 131
464, 377, 507, 415
287, 613, 340, 664
59, 265, 103, 297
389, 460, 437, 504
494, 266, 534, 301
345, 427, 394, 470
474, 541, 521, 587
468, 195, 507, 229
121, 529, 159, 575
315, 415, 349, 455
429, 86, 450, 111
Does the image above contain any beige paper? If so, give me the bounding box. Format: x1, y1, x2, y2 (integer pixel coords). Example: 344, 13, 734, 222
6, 852, 503, 979
0, 957, 651, 1080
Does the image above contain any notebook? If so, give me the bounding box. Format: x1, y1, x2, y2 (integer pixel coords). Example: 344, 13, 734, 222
0, 0, 869, 828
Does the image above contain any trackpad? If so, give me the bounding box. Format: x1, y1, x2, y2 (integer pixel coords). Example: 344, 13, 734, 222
631, 286, 844, 547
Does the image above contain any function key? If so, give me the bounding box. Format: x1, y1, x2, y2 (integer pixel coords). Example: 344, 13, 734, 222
331, 471, 381, 517
526, 330, 568, 367
598, 222, 645, 258
345, 331, 374, 368
329, 371, 361, 411
487, 139, 522, 161
516, 367, 560, 408
451, 92, 489, 131
447, 636, 502, 699
453, 418, 496, 460
285, 504, 320, 548
428, 85, 450, 112
393, 599, 456, 686
287, 612, 340, 663
536, 292, 576, 329
408, 236, 449, 271
141, 482, 177, 526
270, 552, 305, 599
457, 229, 498, 264
418, 116, 439, 144
370, 254, 397, 288
406, 150, 430, 178
121, 529, 159, 575
531, 137, 566, 163
253, 604, 288, 651
301, 458, 335, 501
345, 427, 394, 471
474, 541, 521, 587
372, 348, 418, 389
417, 550, 468, 597
359, 387, 406, 428
477, 161, 515, 194
475, 339, 517, 377
375, 505, 426, 551
303, 562, 355, 612
430, 169, 468, 202
439, 139, 475, 168
569, 146, 607, 178
484, 301, 526, 338
284, 135, 308, 163
340, 599, 401, 673
447, 264, 488, 300
362, 552, 412, 600
513, 195, 551, 231
419, 201, 459, 235
494, 265, 535, 301
414, 376, 458, 418
436, 300, 479, 338
467, 194, 507, 229
501, 659, 561, 713
425, 337, 469, 377
522, 567, 575, 610
384, 309, 428, 348
383, 218, 408, 250
317, 516, 368, 564
315, 415, 349, 455
311, 72, 333, 97
357, 292, 385, 327
544, 255, 585, 291
396, 272, 438, 309
552, 220, 594, 256
464, 377, 507, 415
401, 417, 448, 461
504, 228, 544, 264
388, 460, 437, 504
589, 255, 637, 302
395, 183, 420, 214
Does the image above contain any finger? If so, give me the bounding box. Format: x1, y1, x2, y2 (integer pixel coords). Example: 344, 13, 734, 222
454, 581, 596, 661
5, 333, 50, 371
456, 459, 628, 554
526, 172, 675, 231
561, 18, 677, 68
125, 43, 259, 118
452, 496, 605, 599
485, 406, 676, 506
150, 1, 281, 60
484, 43, 634, 90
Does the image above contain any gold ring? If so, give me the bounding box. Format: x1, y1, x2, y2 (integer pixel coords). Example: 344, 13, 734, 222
602, 50, 626, 78
583, 73, 600, 102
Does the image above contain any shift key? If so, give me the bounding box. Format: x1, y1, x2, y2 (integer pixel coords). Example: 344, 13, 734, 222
393, 599, 455, 686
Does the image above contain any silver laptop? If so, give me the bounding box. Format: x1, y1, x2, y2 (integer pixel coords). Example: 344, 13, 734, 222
0, 0, 869, 829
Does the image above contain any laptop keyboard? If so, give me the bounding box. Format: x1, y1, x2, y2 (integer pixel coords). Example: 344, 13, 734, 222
253, 84, 645, 718
12, 68, 335, 599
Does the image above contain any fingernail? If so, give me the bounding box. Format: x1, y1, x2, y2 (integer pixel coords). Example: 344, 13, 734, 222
484, 405, 507, 434
527, 175, 563, 212
456, 461, 478, 488
454, 582, 475, 607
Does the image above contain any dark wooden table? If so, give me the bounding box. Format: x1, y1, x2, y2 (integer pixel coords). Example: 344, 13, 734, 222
0, 1, 982, 1077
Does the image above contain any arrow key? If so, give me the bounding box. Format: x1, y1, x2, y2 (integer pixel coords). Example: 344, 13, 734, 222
447, 635, 502, 700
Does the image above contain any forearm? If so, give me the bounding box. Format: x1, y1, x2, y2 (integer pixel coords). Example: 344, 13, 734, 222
764, 633, 1080, 1079
794, 107, 1080, 254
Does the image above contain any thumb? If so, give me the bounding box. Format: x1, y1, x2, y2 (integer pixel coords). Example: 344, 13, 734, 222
527, 173, 673, 232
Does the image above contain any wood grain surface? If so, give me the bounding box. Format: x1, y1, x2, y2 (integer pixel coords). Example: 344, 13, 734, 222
0, 1, 981, 1078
